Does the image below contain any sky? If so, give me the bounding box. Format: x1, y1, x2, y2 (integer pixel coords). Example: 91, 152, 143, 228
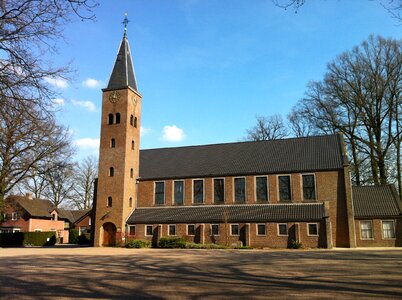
49, 0, 401, 162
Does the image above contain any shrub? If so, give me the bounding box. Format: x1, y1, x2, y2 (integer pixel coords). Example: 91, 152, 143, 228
69, 229, 79, 244
0, 232, 56, 247
234, 246, 253, 249
185, 242, 227, 249
158, 237, 186, 248
77, 233, 90, 245
288, 239, 303, 249
125, 239, 150, 248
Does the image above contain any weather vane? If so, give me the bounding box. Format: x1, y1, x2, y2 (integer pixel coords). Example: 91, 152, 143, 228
123, 12, 129, 34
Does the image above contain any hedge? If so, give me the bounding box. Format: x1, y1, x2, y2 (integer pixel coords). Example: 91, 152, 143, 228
125, 239, 150, 248
0, 232, 56, 247
69, 229, 79, 244
158, 237, 186, 248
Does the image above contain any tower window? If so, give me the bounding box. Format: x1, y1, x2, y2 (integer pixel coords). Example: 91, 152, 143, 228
111, 138, 115, 148
129, 197, 133, 207
134, 117, 137, 128
116, 113, 121, 124
109, 167, 114, 177
108, 114, 114, 125
130, 115, 134, 126
130, 168, 134, 178
131, 141, 135, 150
107, 197, 112, 207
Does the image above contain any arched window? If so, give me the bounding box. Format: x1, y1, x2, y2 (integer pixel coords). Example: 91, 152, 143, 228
111, 138, 115, 148
130, 168, 134, 178
108, 114, 114, 125
107, 196, 112, 207
134, 117, 137, 128
130, 115, 134, 126
129, 197, 133, 207
116, 113, 121, 124
109, 167, 114, 177
131, 141, 135, 150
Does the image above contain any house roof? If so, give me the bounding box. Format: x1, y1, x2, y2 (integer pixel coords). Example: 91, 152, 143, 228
139, 134, 346, 180
58, 209, 91, 223
7, 195, 55, 218
352, 185, 402, 218
127, 203, 326, 224
105, 33, 138, 92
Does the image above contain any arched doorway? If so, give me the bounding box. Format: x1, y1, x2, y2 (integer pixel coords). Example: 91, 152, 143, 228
102, 222, 116, 246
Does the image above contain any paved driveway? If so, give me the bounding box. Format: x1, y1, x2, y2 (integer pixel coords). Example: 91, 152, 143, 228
1, 247, 402, 299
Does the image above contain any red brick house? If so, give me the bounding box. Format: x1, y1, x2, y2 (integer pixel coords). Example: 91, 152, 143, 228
1, 194, 92, 243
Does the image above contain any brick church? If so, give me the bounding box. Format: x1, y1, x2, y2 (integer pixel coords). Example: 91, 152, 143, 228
92, 26, 402, 248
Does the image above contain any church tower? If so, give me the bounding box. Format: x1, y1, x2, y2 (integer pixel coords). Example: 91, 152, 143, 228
94, 16, 141, 246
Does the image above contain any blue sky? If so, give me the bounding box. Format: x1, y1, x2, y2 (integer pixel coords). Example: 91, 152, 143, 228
50, 0, 401, 161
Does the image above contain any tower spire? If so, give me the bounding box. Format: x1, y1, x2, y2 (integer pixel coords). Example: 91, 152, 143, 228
123, 12, 129, 36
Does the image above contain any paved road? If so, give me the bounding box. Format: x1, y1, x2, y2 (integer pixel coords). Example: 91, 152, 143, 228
1, 247, 402, 299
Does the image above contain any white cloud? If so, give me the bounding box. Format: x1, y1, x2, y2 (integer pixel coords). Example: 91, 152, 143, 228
82, 78, 101, 88
162, 125, 186, 142
140, 126, 151, 137
52, 98, 65, 106
74, 138, 100, 150
71, 99, 96, 112
44, 76, 69, 89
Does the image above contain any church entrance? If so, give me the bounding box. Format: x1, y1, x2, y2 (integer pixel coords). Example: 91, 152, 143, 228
102, 222, 117, 246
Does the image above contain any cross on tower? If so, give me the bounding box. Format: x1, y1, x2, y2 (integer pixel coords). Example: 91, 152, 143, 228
123, 12, 130, 34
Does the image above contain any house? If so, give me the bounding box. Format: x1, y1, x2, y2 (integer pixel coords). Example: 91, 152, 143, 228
0, 193, 92, 243
91, 22, 401, 248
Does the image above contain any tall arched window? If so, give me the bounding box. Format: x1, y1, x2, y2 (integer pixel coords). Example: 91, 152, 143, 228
107, 196, 112, 207
109, 167, 114, 177
116, 113, 121, 124
129, 197, 133, 207
111, 138, 115, 148
134, 117, 137, 128
131, 141, 135, 150
108, 114, 114, 125
130, 168, 134, 178
130, 115, 134, 126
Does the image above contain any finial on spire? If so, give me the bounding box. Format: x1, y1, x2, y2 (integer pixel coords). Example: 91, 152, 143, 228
123, 12, 129, 35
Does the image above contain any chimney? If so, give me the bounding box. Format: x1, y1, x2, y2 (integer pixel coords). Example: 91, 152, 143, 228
26, 192, 33, 200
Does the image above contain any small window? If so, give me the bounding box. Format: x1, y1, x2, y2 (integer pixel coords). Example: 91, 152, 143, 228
131, 140, 135, 150
382, 220, 395, 239
211, 224, 219, 235
130, 115, 134, 126
130, 168, 134, 178
193, 179, 204, 204
187, 224, 195, 236
231, 224, 240, 236
111, 138, 116, 148
129, 197, 133, 207
234, 177, 246, 203
257, 224, 266, 235
107, 196, 113, 207
155, 182, 165, 205
303, 174, 316, 201
174, 180, 184, 205
109, 167, 114, 177
50, 214, 56, 221
168, 224, 176, 236
108, 113, 114, 125
256, 176, 268, 202
134, 117, 137, 128
214, 178, 225, 204
128, 225, 136, 236
116, 113, 121, 124
308, 223, 318, 236
145, 225, 153, 236
360, 220, 373, 239
11, 212, 18, 221
279, 175, 291, 201
278, 223, 288, 236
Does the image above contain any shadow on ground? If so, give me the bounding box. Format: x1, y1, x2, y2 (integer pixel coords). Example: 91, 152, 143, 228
1, 250, 402, 299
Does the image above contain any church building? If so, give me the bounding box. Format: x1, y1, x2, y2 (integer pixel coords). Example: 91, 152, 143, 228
93, 25, 402, 248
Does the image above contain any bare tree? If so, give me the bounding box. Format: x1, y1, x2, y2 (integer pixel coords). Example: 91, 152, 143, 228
245, 115, 289, 141
71, 156, 98, 209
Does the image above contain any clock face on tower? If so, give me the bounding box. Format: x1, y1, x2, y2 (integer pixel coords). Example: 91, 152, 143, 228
109, 91, 120, 103
131, 95, 137, 107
